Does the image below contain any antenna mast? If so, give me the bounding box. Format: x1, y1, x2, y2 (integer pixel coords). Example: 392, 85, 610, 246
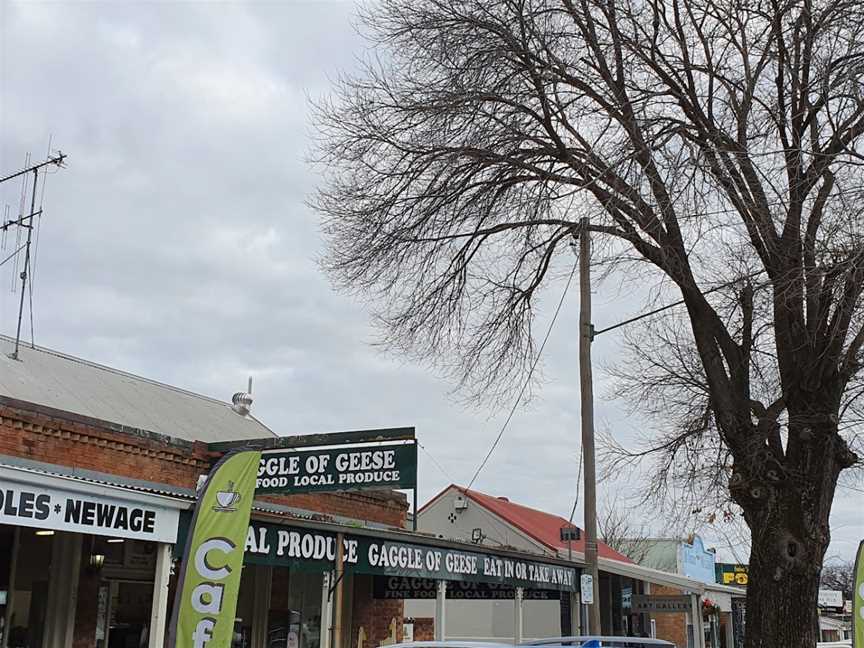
1, 152, 67, 359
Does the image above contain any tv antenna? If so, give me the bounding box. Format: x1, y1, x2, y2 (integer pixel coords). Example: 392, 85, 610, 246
1, 152, 67, 359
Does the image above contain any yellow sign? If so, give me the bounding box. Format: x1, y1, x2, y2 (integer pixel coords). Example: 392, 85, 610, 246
716, 563, 748, 586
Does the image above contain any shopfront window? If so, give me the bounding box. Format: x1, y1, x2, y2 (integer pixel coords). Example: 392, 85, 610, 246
93, 537, 160, 648
1, 526, 53, 648
234, 564, 326, 648
270, 571, 323, 648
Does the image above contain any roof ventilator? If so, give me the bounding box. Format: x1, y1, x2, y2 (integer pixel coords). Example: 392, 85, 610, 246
231, 377, 254, 416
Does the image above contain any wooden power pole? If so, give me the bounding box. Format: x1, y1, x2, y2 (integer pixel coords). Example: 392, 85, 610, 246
579, 216, 601, 634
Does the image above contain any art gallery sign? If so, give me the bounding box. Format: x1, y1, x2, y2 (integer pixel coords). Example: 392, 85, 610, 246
632, 595, 692, 613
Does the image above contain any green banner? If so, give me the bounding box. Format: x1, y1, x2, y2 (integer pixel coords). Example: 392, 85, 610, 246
351, 536, 577, 591
167, 449, 261, 648
854, 540, 864, 648
255, 443, 417, 494
715, 563, 748, 586
174, 513, 576, 591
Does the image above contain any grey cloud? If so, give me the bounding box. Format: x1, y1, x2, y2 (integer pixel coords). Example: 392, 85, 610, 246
1, 0, 859, 562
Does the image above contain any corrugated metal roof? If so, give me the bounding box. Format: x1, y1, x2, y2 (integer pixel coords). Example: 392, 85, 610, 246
0, 335, 275, 442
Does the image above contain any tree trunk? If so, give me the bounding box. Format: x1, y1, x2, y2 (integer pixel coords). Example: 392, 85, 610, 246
737, 411, 848, 648
743, 527, 822, 648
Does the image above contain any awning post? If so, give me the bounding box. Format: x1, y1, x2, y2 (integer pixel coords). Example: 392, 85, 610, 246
333, 534, 345, 648
320, 572, 333, 648
434, 580, 447, 641
570, 592, 581, 636
147, 543, 173, 648
691, 593, 706, 648
513, 587, 524, 642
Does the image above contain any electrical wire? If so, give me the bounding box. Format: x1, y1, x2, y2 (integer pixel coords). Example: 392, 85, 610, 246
568, 442, 584, 524
593, 269, 767, 336
467, 260, 579, 490
418, 441, 456, 483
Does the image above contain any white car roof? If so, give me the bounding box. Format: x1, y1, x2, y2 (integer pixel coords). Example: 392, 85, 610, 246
525, 638, 674, 647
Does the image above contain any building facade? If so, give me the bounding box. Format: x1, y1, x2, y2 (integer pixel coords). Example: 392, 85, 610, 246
413, 485, 747, 648
0, 339, 582, 648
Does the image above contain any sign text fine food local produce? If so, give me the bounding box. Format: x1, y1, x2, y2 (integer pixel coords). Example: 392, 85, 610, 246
255, 444, 417, 494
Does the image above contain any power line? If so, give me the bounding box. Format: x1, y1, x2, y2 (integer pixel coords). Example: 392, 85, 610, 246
568, 441, 583, 524
593, 270, 766, 336
418, 441, 456, 483
467, 261, 579, 490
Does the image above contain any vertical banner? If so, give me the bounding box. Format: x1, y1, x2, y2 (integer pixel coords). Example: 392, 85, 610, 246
855, 540, 864, 648
167, 449, 261, 648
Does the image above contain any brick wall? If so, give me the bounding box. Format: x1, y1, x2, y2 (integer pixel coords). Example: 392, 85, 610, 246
0, 403, 208, 488
350, 576, 404, 648
651, 585, 688, 648
0, 401, 408, 527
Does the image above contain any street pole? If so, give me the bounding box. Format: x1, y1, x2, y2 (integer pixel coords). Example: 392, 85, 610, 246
579, 216, 601, 634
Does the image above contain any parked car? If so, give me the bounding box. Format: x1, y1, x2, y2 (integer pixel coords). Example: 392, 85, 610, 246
389, 637, 676, 648
525, 637, 676, 648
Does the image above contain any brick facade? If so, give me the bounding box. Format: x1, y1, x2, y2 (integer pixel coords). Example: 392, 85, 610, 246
1, 398, 408, 648
0, 400, 408, 527
350, 576, 404, 648
650, 585, 688, 648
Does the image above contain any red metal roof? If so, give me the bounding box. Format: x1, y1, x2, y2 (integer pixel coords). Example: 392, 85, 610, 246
426, 485, 633, 563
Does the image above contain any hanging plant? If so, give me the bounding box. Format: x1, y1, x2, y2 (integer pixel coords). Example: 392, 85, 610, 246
702, 598, 721, 616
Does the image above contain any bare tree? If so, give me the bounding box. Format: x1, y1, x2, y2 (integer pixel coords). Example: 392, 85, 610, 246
310, 0, 864, 645
820, 559, 856, 599
597, 502, 654, 565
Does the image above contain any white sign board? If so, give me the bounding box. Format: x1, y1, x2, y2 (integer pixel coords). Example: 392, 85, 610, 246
580, 574, 594, 605
818, 589, 844, 608
0, 479, 179, 543
402, 623, 414, 643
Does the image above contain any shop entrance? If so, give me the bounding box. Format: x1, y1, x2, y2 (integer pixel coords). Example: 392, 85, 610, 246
235, 567, 331, 648
0, 525, 52, 648
95, 538, 161, 648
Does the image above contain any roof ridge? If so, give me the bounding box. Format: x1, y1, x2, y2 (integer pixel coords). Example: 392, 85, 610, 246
456, 485, 633, 563
0, 333, 245, 409
459, 486, 563, 551
464, 485, 571, 522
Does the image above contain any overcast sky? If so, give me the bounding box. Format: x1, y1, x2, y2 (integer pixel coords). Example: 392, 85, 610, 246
1, 0, 860, 564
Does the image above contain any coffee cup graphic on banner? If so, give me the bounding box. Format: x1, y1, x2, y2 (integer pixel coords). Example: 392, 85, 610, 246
214, 482, 242, 512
